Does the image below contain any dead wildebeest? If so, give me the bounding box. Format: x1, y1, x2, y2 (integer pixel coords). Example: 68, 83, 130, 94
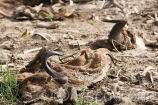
18, 46, 115, 104
92, 19, 158, 51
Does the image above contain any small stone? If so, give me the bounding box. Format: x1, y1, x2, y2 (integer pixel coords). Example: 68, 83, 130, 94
118, 81, 124, 86
146, 20, 154, 24
69, 35, 74, 39
101, 86, 107, 92
62, 34, 69, 39
104, 16, 112, 20
0, 50, 10, 64
133, 6, 139, 14
81, 34, 87, 38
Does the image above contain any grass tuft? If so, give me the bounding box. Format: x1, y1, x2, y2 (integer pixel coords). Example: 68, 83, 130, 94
45, 14, 54, 21
76, 85, 98, 105
0, 64, 19, 104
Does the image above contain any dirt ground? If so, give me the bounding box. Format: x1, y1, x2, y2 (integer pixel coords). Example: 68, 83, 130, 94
0, 0, 158, 104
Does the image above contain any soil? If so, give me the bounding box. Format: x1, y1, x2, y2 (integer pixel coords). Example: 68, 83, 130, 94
0, 0, 158, 105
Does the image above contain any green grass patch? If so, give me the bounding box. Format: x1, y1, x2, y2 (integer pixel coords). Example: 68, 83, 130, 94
45, 14, 54, 21
76, 86, 98, 105
0, 64, 19, 104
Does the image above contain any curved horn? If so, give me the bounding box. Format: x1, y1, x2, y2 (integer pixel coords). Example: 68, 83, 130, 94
41, 51, 68, 84
102, 19, 127, 44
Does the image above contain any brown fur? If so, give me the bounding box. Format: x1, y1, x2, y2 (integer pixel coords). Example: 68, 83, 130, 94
93, 19, 158, 50
18, 47, 113, 104
0, 1, 75, 20
0, 0, 19, 17
119, 28, 137, 50
59, 48, 111, 73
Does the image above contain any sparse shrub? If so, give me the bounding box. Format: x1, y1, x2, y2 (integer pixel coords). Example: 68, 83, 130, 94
76, 85, 98, 105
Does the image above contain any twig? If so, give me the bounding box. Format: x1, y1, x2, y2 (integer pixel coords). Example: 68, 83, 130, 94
116, 69, 121, 76
112, 0, 123, 9
154, 13, 158, 21
142, 66, 154, 76
146, 72, 154, 84
77, 40, 81, 50
33, 33, 49, 40
106, 53, 122, 66
0, 10, 12, 18
112, 40, 127, 51
24, 47, 43, 54
117, 54, 135, 57
111, 40, 119, 52
59, 51, 79, 63
113, 39, 128, 50
69, 0, 73, 6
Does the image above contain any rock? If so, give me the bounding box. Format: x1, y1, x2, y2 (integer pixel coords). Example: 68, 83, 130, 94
146, 20, 154, 24
0, 50, 11, 64
118, 81, 124, 86
62, 34, 74, 39
62, 34, 69, 39
101, 86, 107, 93
133, 6, 139, 14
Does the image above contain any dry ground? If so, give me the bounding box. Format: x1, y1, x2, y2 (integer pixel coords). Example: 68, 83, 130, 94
0, 0, 158, 104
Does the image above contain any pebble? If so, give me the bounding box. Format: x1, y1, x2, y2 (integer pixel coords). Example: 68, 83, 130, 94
146, 20, 154, 24
0, 50, 11, 64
